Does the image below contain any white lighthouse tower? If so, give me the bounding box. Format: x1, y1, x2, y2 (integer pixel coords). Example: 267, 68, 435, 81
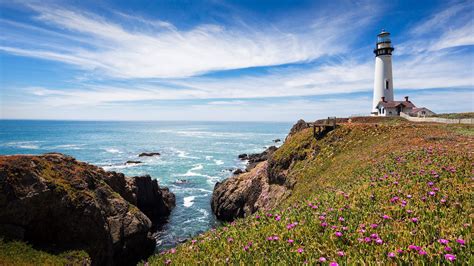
372, 30, 394, 115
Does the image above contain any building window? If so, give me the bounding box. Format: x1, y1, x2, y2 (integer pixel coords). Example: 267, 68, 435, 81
385, 80, 389, 90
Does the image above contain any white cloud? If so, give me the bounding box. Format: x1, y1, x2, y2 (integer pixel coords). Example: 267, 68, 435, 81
0, 2, 375, 79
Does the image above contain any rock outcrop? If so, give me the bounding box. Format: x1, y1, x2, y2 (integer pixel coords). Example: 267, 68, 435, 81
0, 153, 175, 265
138, 152, 160, 157
238, 146, 278, 171
212, 119, 314, 221
211, 162, 289, 222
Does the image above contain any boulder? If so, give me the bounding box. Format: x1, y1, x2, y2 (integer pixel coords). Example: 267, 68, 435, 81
211, 162, 289, 222
273, 139, 281, 143
244, 146, 278, 171
138, 152, 160, 157
232, 169, 244, 175
286, 119, 308, 140
0, 153, 175, 265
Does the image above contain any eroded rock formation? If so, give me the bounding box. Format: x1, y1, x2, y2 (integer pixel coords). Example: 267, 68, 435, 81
0, 153, 175, 265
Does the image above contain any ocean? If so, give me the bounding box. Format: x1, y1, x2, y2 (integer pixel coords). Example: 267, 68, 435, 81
0, 120, 291, 250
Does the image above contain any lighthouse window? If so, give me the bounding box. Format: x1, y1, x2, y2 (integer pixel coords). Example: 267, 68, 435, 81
385, 80, 389, 90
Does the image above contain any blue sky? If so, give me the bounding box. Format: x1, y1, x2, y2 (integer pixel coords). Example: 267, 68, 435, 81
0, 0, 473, 121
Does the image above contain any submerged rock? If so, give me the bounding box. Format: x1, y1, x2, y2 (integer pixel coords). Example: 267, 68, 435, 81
138, 152, 161, 157
125, 160, 142, 164
0, 153, 175, 265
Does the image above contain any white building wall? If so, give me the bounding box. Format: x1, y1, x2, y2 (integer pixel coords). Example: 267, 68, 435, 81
372, 55, 394, 113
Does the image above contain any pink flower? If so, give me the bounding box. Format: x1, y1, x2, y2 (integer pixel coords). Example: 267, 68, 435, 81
243, 245, 250, 251
275, 215, 281, 221
370, 233, 379, 239
319, 215, 326, 220
387, 252, 396, 258
335, 231, 343, 237
375, 238, 383, 245
165, 259, 172, 265
438, 239, 449, 245
407, 194, 412, 198
382, 215, 391, 220
408, 245, 421, 251
418, 250, 427, 255
170, 248, 176, 254
329, 262, 339, 266
337, 251, 345, 257
370, 223, 378, 229
411, 217, 419, 223
390, 196, 399, 203
312, 205, 318, 209
444, 246, 452, 252
288, 239, 294, 244
428, 191, 436, 196
191, 240, 197, 244
319, 257, 327, 262
364, 237, 371, 243
255, 215, 260, 219
338, 217, 345, 222
297, 248, 304, 253
321, 222, 328, 227
445, 254, 456, 261
227, 238, 233, 243
456, 239, 465, 245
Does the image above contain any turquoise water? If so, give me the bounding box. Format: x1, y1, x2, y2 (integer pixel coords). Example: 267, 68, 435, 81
0, 120, 291, 250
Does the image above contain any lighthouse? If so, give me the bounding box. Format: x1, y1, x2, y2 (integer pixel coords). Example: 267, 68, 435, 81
372, 30, 394, 115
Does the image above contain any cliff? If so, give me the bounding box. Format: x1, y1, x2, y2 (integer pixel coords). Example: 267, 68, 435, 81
0, 153, 175, 265
155, 118, 473, 265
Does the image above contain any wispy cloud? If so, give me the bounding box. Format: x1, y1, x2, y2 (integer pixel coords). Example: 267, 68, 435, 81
0, 2, 375, 78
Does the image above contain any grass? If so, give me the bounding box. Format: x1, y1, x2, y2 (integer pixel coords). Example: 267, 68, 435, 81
147, 122, 473, 265
434, 113, 474, 119
0, 239, 90, 266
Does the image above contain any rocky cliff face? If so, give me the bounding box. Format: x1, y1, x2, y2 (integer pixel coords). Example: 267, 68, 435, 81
211, 161, 289, 221
0, 153, 175, 265
211, 121, 311, 221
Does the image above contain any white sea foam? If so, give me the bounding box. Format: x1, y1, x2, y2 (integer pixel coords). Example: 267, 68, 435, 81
214, 159, 224, 165
18, 144, 40, 149
54, 144, 83, 150
3, 141, 42, 149
205, 155, 213, 160
174, 149, 199, 159
183, 196, 195, 207
102, 163, 140, 171
105, 148, 122, 154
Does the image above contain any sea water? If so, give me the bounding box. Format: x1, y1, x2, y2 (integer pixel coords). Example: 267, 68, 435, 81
0, 120, 291, 250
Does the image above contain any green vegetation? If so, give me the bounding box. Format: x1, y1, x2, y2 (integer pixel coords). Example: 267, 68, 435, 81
435, 112, 474, 119
149, 122, 473, 265
0, 239, 89, 266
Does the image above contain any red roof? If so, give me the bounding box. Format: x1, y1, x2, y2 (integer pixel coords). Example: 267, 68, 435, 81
377, 100, 416, 108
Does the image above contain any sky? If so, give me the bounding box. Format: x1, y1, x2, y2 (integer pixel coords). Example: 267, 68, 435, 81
0, 0, 473, 121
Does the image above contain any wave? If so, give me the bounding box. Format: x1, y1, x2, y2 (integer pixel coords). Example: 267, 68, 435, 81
173, 148, 199, 159
214, 159, 224, 165
205, 155, 213, 160
183, 196, 195, 207
102, 163, 140, 171
105, 148, 122, 154
53, 144, 83, 150
2, 141, 42, 149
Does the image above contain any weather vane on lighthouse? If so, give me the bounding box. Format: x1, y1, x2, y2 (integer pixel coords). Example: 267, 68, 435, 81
372, 29, 394, 115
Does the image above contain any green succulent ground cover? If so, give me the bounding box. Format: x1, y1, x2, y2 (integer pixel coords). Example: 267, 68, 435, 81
148, 122, 473, 265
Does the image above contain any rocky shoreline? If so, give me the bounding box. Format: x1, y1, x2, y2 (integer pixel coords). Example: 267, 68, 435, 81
211, 120, 309, 221
0, 153, 175, 265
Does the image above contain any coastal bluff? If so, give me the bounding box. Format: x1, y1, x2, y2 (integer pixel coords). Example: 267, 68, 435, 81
0, 153, 175, 265
211, 120, 309, 221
